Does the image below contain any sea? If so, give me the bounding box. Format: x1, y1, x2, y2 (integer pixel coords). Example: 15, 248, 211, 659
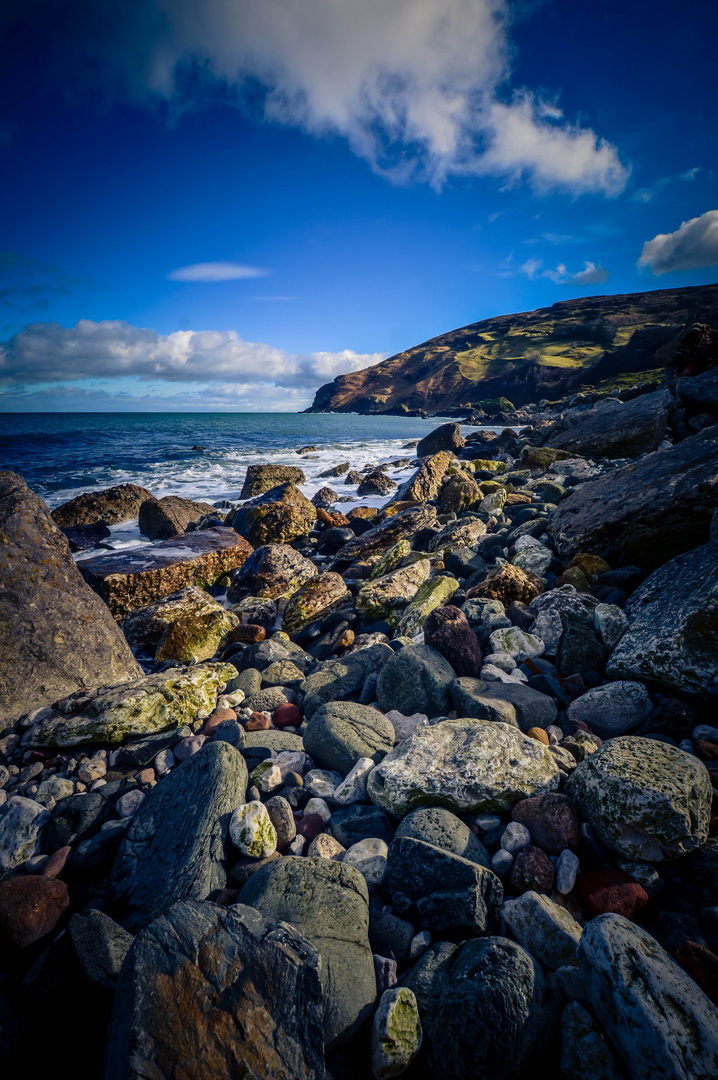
0, 412, 492, 556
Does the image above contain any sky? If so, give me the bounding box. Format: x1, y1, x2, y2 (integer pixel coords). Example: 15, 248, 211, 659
0, 0, 716, 412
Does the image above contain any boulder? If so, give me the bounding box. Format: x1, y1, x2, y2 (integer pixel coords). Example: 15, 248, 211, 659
240, 464, 306, 499
333, 504, 438, 566
440, 472, 481, 514
395, 575, 460, 637
403, 937, 553, 1080
137, 495, 217, 540
566, 736, 711, 861
544, 389, 671, 459
44, 791, 112, 849
282, 572, 352, 634
0, 796, 50, 871
51, 482, 154, 527
301, 643, 394, 719
227, 483, 316, 546
27, 662, 234, 748
387, 836, 503, 933
429, 517, 487, 553
111, 741, 248, 930
356, 560, 431, 626
61, 520, 111, 552
578, 914, 718, 1080
394, 451, 454, 502
468, 562, 544, 605
368, 719, 559, 816
0, 875, 70, 949
395, 806, 492, 869
548, 425, 718, 569
0, 472, 142, 725
358, 471, 397, 496
606, 540, 718, 697
424, 605, 483, 677
501, 891, 582, 970
226, 543, 318, 602
303, 701, 395, 775
450, 677, 557, 732
239, 856, 376, 1048
80, 528, 253, 620
676, 366, 718, 415
566, 681, 652, 738
105, 901, 324, 1080
416, 423, 465, 457
121, 587, 237, 661
376, 644, 455, 718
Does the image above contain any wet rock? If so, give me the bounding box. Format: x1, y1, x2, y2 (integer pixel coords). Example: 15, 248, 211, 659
240, 464, 306, 498
0, 875, 70, 948
0, 471, 142, 725
61, 520, 111, 552
304, 701, 394, 775
51, 482, 154, 527
376, 644, 455, 718
80, 528, 253, 619
105, 900, 324, 1080
368, 718, 558, 816
239, 856, 376, 1049
566, 736, 711, 861
111, 741, 248, 931
138, 495, 217, 540
578, 914, 718, 1080
440, 471, 482, 514
358, 471, 397, 496
282, 572, 352, 634
226, 542, 319, 602
227, 482, 317, 546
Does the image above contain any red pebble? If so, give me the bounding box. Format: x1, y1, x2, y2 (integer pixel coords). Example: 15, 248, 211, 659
509, 845, 555, 895
204, 708, 237, 736
273, 703, 303, 728
296, 813, 324, 844
578, 868, 649, 919
0, 876, 71, 948
244, 711, 271, 731
41, 845, 72, 880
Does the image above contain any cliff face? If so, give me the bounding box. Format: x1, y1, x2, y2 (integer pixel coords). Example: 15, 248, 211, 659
307, 283, 718, 414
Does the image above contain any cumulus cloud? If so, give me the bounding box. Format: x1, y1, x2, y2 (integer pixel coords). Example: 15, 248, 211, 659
0, 319, 384, 390
167, 261, 268, 281
17, 0, 627, 195
520, 258, 609, 285
638, 210, 718, 275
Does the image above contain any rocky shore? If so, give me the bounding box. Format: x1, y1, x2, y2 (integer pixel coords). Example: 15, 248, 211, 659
1, 367, 718, 1079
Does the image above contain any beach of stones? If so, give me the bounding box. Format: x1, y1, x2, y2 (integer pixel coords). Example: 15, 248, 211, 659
1, 387, 718, 1080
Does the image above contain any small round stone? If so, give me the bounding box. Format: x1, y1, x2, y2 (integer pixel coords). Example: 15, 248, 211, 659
342, 837, 389, 889
527, 727, 550, 745
500, 821, 532, 855
115, 789, 145, 818
307, 833, 345, 859
229, 802, 277, 859
274, 703, 303, 728
509, 845, 555, 894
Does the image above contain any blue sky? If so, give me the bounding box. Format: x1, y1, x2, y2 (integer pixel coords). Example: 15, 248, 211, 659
0, 0, 716, 411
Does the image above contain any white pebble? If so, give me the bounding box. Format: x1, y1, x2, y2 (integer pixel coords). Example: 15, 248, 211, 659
229, 802, 277, 859
555, 849, 580, 895
333, 758, 375, 805
500, 821, 531, 854
304, 797, 332, 823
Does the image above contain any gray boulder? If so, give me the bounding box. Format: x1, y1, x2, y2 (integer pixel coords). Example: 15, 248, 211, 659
578, 914, 718, 1080
105, 900, 324, 1080
303, 701, 394, 775
544, 389, 670, 459
402, 937, 553, 1080
0, 472, 142, 726
395, 806, 492, 869
239, 856, 376, 1049
333, 504, 438, 566
450, 677, 557, 732
111, 741, 248, 931
566, 736, 711, 861
227, 482, 317, 546
301, 643, 393, 719
606, 540, 718, 697
567, 681, 652, 738
137, 495, 217, 540
376, 644, 455, 718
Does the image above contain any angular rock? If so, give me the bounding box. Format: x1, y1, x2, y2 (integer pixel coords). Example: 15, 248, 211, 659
333, 504, 438, 566
501, 890, 582, 969
429, 516, 486, 554
566, 736, 711, 861
240, 464, 306, 499
545, 389, 670, 459
28, 663, 234, 748
358, 470, 397, 496
424, 604, 483, 678
560, 1001, 621, 1080
68, 909, 134, 990
440, 472, 481, 514
228, 482, 316, 546
606, 540, 718, 697
61, 520, 111, 552
567, 681, 652, 739
450, 676, 557, 732
376, 644, 455, 718
51, 482, 153, 527
0, 472, 142, 725
395, 806, 492, 869
329, 804, 395, 848
44, 791, 112, 849
395, 575, 460, 637
239, 856, 376, 1048
111, 741, 248, 931
304, 701, 394, 776
368, 718, 559, 816
80, 528, 252, 620
226, 543, 319, 602
105, 900, 324, 1080
122, 586, 234, 657
578, 914, 718, 1080
416, 423, 464, 457
301, 643, 394, 719
356, 560, 431, 626
137, 495, 217, 540
395, 451, 454, 502
282, 572, 352, 634
468, 561, 543, 605
0, 797, 50, 871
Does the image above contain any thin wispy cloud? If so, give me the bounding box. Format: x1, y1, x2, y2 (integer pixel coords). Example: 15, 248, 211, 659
167, 262, 268, 282
521, 258, 609, 285
632, 166, 700, 204
638, 209, 718, 274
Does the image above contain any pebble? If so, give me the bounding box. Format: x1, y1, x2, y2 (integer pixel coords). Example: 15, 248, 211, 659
264, 795, 296, 848
295, 813, 325, 844
371, 987, 423, 1080
229, 802, 277, 859
304, 797, 332, 822
500, 821, 532, 855
136, 768, 155, 785
526, 726, 549, 744
154, 748, 175, 776
342, 837, 389, 889
288, 835, 306, 855
333, 757, 375, 805
509, 845, 555, 894
304, 768, 343, 799
307, 833, 345, 859
555, 849, 580, 895
491, 849, 514, 877
373, 955, 398, 995
384, 710, 429, 743
173, 735, 206, 762
115, 789, 145, 818
476, 814, 502, 831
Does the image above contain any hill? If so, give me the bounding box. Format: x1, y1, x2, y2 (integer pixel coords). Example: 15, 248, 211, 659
306, 282, 718, 415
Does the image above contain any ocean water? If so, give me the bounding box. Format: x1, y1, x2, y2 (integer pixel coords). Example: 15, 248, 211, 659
0, 412, 493, 555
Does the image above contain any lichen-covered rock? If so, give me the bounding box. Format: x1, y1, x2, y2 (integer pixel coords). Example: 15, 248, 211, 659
395, 575, 460, 637
376, 644, 455, 718
469, 562, 543, 605
358, 470, 397, 496
304, 701, 394, 775
356, 560, 431, 626
229, 802, 277, 859
501, 891, 582, 970
0, 797, 50, 871
240, 464, 307, 498
369, 539, 412, 580
122, 586, 235, 657
137, 495, 217, 540
578, 914, 718, 1080
488, 626, 545, 662
416, 423, 464, 457
368, 719, 559, 816
226, 543, 319, 602
282, 572, 352, 634
429, 517, 486, 553
566, 681, 652, 739
371, 987, 423, 1080
566, 736, 711, 861
606, 540, 718, 697
440, 472, 481, 514
512, 544, 553, 578
519, 446, 572, 473
228, 482, 317, 546
27, 663, 235, 749
334, 504, 438, 566
0, 472, 142, 726
51, 482, 154, 527
80, 528, 253, 620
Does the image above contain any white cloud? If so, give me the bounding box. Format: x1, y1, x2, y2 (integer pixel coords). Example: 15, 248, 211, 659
167, 262, 268, 281
520, 258, 609, 285
638, 210, 718, 275
42, 0, 628, 195
0, 319, 384, 389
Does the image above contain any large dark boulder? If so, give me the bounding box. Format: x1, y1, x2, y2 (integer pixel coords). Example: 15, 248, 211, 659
543, 389, 670, 459
111, 741, 248, 931
0, 472, 142, 726
239, 856, 376, 1049
51, 483, 154, 527
137, 495, 217, 540
301, 642, 393, 719
105, 900, 324, 1080
376, 644, 455, 718
240, 464, 307, 498
676, 365, 718, 415
416, 423, 465, 457
548, 424, 718, 569
332, 504, 438, 566
303, 700, 394, 775
226, 543, 318, 602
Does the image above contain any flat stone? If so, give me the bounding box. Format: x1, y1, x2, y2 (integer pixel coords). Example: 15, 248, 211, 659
450, 676, 557, 732
567, 681, 652, 738
501, 890, 582, 969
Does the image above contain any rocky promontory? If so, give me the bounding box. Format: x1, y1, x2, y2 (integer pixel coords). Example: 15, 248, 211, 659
1, 348, 718, 1080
